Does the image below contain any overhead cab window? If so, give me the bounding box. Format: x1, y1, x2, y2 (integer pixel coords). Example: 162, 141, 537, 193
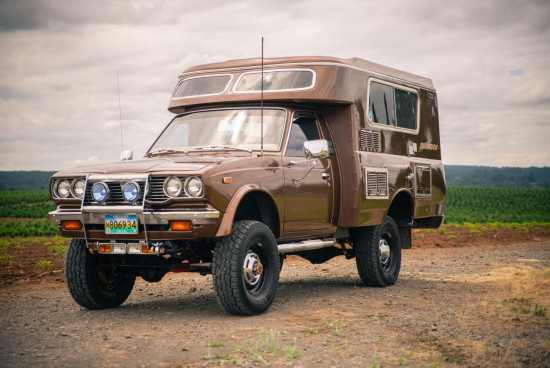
172, 74, 233, 99
368, 80, 418, 131
234, 69, 315, 93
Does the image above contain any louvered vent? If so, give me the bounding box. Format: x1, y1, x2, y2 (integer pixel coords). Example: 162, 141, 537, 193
360, 129, 381, 152
364, 168, 388, 199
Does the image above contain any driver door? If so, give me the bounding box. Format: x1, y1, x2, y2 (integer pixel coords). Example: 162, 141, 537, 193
282, 114, 334, 235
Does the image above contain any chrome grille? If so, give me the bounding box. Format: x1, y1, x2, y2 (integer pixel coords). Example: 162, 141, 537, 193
147, 176, 190, 202
83, 180, 146, 206
360, 129, 381, 152
365, 168, 388, 199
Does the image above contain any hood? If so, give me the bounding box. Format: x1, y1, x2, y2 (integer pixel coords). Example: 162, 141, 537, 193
53, 156, 241, 177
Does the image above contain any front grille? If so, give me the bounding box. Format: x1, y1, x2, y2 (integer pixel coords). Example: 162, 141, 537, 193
83, 180, 146, 206
147, 176, 191, 202
82, 175, 196, 206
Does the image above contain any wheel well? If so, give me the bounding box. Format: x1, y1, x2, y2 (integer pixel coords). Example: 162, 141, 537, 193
387, 191, 413, 226
234, 191, 280, 237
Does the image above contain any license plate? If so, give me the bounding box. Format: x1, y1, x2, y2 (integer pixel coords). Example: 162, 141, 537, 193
105, 214, 138, 234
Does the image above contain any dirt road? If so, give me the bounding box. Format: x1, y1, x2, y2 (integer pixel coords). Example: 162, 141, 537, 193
1, 241, 549, 367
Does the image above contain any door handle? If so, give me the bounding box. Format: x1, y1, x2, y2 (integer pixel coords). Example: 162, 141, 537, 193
321, 172, 330, 180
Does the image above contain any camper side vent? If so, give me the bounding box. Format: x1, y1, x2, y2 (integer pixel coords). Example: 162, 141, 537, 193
364, 168, 389, 200
360, 129, 381, 152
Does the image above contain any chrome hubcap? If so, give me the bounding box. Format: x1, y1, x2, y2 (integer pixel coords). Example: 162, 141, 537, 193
243, 251, 263, 287
379, 238, 391, 266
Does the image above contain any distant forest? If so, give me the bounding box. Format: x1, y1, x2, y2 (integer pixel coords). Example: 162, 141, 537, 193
0, 166, 549, 190
0, 171, 56, 190
444, 165, 550, 189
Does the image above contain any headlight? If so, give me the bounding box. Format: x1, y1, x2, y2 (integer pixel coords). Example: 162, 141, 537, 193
185, 176, 203, 198
57, 179, 71, 198
71, 179, 86, 199
163, 176, 182, 198
91, 182, 109, 202
122, 181, 140, 202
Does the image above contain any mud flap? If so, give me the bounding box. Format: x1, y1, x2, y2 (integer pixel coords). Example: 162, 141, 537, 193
398, 226, 412, 249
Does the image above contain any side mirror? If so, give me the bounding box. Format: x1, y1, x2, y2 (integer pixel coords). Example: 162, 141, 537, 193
120, 149, 133, 161
303, 139, 332, 159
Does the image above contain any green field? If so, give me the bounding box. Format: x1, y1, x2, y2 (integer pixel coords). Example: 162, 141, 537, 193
0, 188, 549, 237
444, 187, 550, 224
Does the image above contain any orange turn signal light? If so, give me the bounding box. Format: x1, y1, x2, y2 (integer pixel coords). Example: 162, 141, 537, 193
222, 177, 232, 184
141, 244, 155, 254
99, 244, 112, 253
61, 220, 83, 230
170, 221, 192, 231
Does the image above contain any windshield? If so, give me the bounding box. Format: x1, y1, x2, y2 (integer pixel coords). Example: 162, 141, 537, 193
149, 108, 287, 153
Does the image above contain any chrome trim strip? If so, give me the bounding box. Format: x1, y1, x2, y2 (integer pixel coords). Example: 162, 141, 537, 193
49, 209, 221, 226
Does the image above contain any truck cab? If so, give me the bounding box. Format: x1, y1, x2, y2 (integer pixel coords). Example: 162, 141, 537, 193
49, 56, 445, 315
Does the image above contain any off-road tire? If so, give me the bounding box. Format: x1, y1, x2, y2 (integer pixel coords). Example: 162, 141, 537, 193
352, 216, 401, 287
65, 239, 136, 309
212, 221, 279, 315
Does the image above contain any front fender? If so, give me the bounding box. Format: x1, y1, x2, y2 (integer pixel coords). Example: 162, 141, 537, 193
215, 184, 274, 237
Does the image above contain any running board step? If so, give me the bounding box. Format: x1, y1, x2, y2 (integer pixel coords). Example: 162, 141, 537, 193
278, 239, 335, 254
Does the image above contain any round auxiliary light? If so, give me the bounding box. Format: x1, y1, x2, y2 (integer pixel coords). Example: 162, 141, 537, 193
122, 181, 140, 202
71, 179, 86, 199
185, 176, 203, 198
91, 182, 109, 203
163, 176, 182, 198
57, 179, 71, 198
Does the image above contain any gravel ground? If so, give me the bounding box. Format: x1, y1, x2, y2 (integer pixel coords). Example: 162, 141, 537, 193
1, 241, 549, 367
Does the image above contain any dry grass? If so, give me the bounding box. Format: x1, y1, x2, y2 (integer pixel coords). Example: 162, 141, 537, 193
480, 265, 550, 305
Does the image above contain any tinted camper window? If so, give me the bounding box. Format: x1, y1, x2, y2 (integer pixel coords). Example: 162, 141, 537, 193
369, 82, 395, 126
369, 80, 418, 131
395, 88, 418, 130
173, 75, 232, 98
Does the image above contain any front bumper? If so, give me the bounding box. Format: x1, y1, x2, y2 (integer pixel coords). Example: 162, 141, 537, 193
49, 208, 221, 241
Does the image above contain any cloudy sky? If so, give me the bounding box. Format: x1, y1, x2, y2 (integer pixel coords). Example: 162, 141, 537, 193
0, 0, 549, 170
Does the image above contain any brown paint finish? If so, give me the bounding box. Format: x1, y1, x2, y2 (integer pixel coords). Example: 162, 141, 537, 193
49, 56, 444, 246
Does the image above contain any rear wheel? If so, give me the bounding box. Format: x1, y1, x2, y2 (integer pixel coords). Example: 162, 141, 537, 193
212, 221, 279, 315
352, 216, 401, 287
65, 239, 136, 309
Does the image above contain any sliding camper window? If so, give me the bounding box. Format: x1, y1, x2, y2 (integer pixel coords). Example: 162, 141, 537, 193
234, 69, 315, 93
172, 74, 233, 99
368, 80, 418, 131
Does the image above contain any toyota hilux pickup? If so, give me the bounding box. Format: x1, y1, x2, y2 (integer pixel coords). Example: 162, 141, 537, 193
49, 56, 445, 315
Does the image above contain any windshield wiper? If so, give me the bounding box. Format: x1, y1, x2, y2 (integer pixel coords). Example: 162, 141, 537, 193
146, 149, 189, 157
193, 146, 253, 154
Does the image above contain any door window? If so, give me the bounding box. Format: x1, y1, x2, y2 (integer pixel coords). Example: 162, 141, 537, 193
285, 117, 320, 157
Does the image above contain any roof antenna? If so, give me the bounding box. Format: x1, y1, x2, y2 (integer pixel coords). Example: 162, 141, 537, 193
117, 71, 124, 152
260, 36, 264, 157
117, 72, 132, 161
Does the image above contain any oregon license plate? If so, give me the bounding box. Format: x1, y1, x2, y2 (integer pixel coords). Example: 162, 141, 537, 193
105, 214, 138, 234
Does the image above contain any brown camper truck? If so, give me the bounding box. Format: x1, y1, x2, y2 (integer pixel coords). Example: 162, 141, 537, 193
49, 56, 445, 315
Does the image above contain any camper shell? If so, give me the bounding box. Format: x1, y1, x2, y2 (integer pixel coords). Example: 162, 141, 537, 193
49, 56, 445, 315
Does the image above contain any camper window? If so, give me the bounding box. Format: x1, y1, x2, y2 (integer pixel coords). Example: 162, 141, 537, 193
234, 69, 315, 93
172, 74, 233, 99
368, 80, 418, 131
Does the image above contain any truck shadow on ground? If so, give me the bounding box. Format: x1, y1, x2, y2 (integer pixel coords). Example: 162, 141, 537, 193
76, 275, 476, 319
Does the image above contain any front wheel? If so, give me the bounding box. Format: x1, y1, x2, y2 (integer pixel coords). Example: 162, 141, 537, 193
65, 239, 136, 309
212, 221, 279, 315
352, 216, 401, 287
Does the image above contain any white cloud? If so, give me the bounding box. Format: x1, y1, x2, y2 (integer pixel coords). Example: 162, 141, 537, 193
0, 0, 549, 170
